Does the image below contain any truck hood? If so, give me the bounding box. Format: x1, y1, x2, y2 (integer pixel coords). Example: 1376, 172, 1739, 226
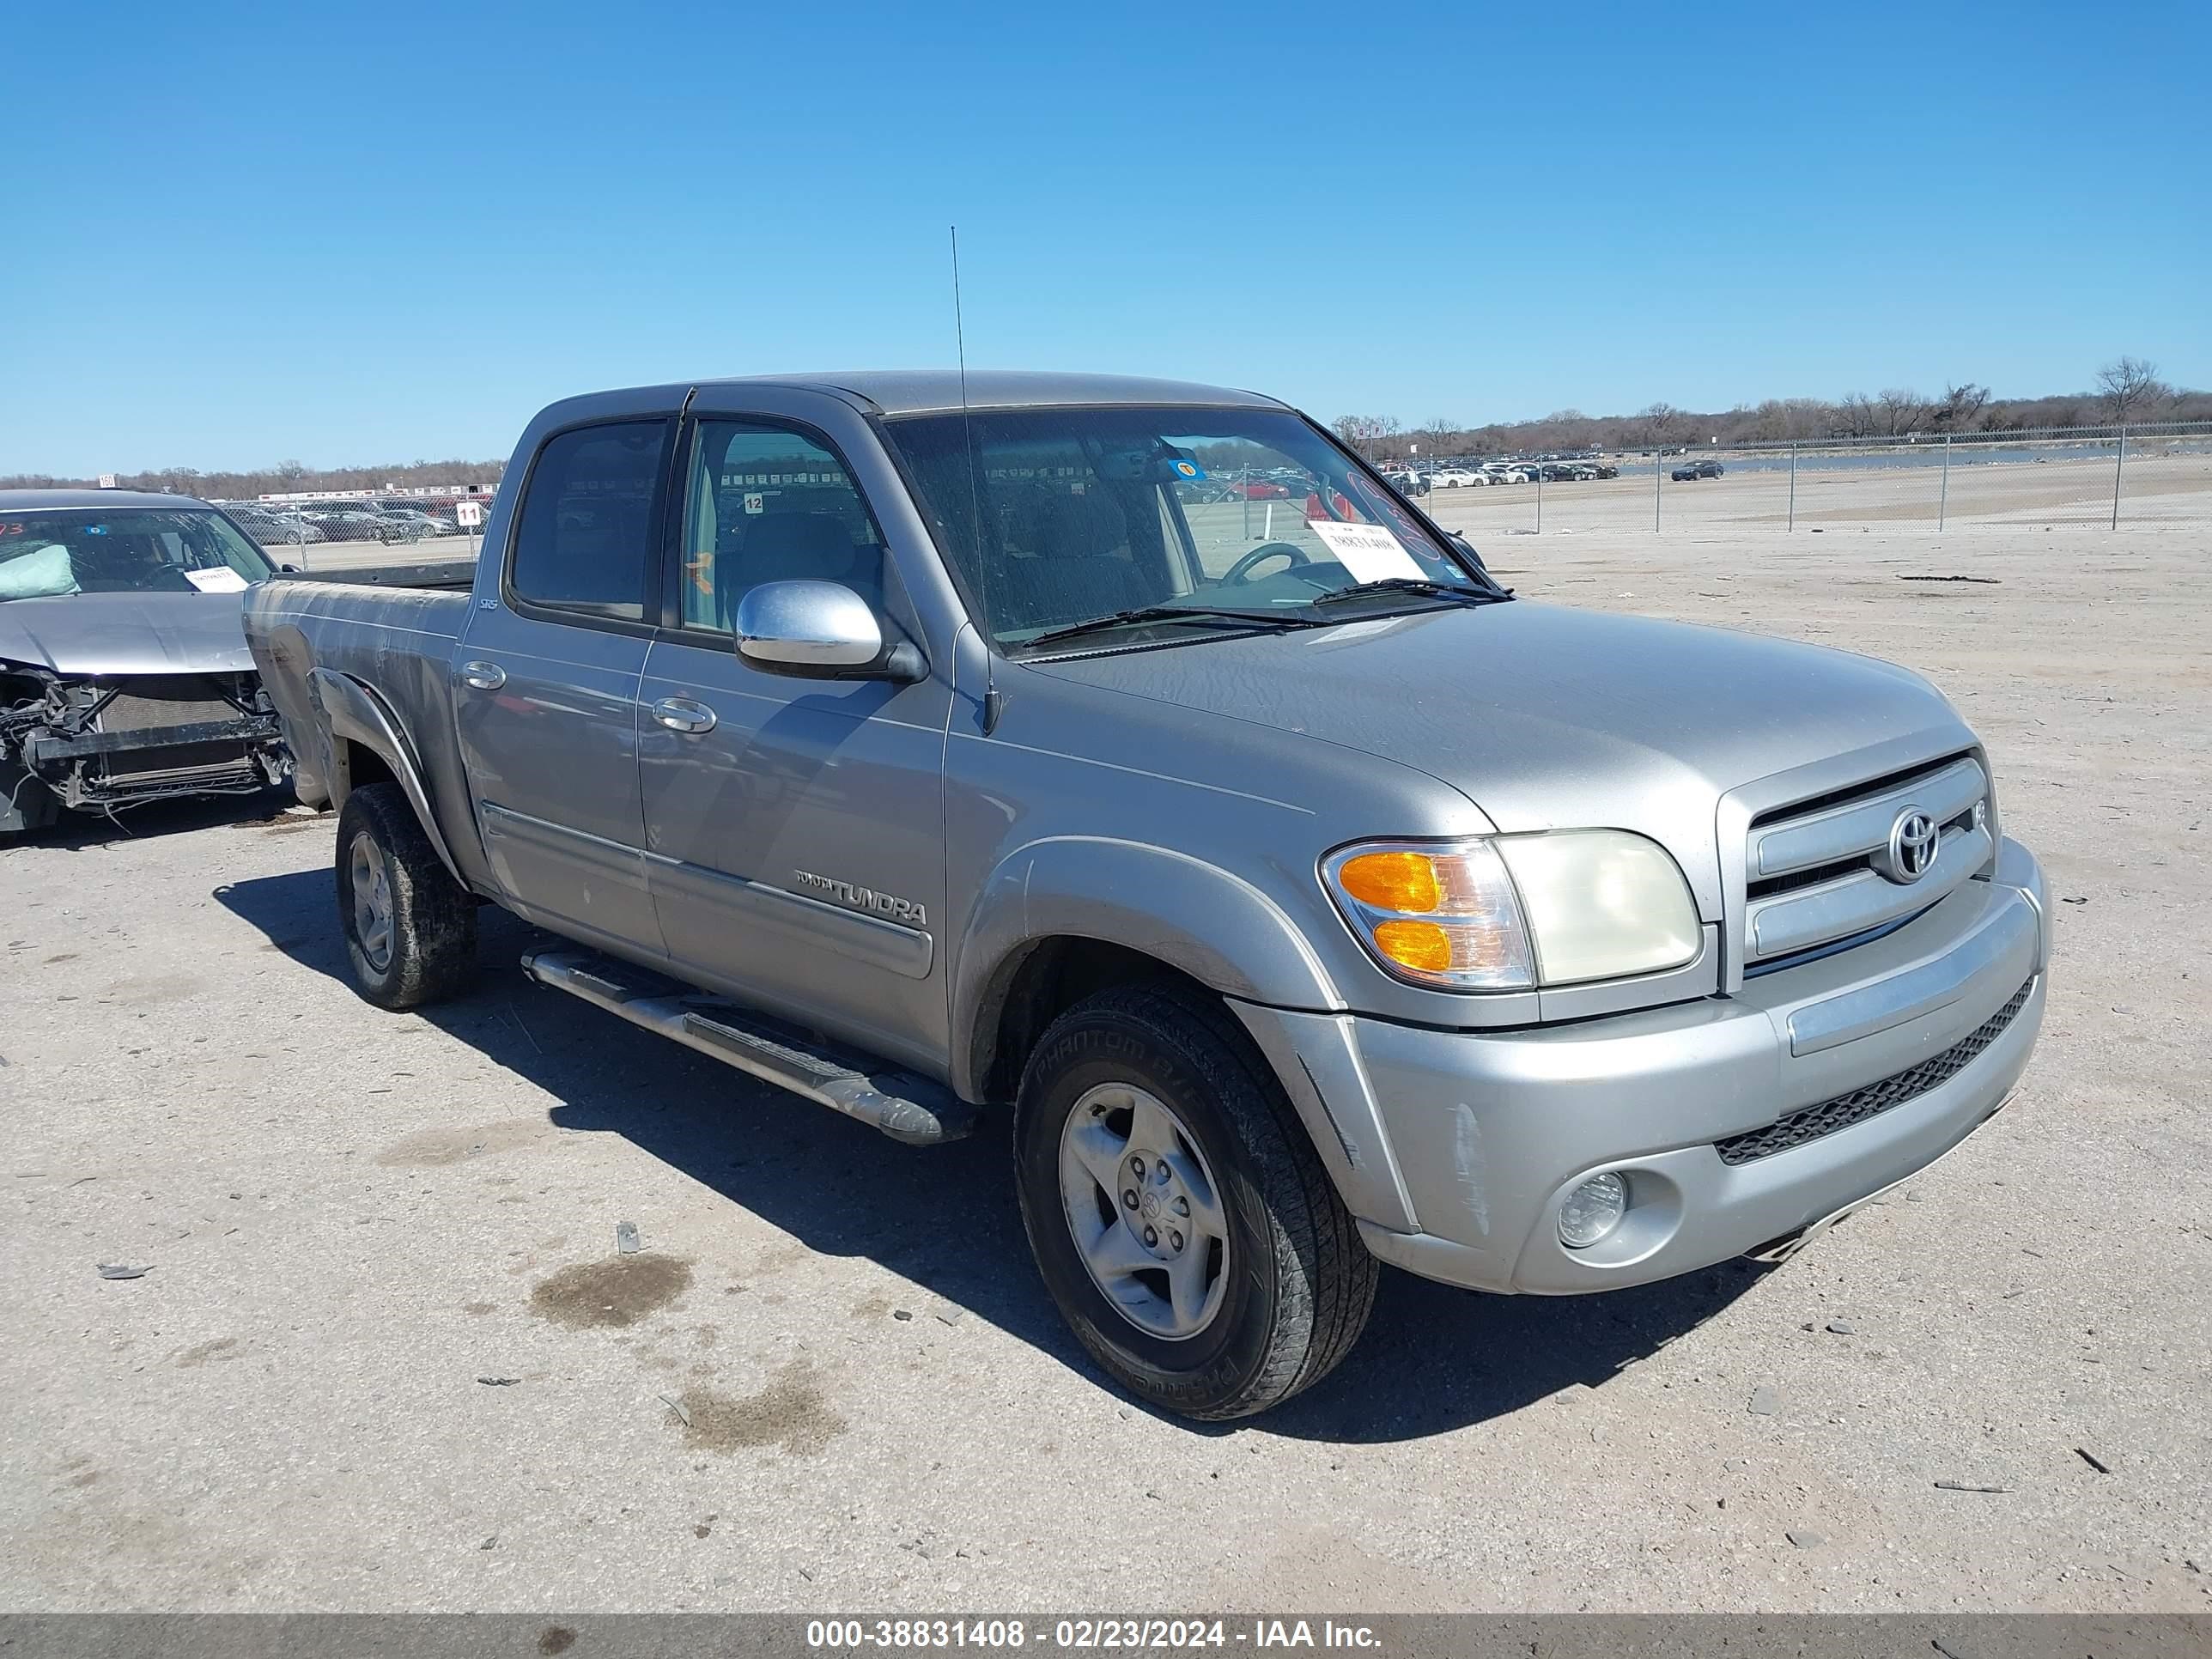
0, 591, 258, 676
1025, 601, 1975, 921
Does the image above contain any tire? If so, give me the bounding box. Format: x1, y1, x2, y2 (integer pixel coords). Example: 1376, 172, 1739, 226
334, 781, 477, 1010
1013, 983, 1378, 1420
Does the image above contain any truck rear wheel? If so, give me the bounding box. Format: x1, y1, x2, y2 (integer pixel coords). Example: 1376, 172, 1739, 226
334, 782, 477, 1010
1013, 983, 1377, 1420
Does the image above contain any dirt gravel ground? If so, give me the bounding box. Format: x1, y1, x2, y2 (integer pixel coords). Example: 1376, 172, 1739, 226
2, 526, 2206, 1613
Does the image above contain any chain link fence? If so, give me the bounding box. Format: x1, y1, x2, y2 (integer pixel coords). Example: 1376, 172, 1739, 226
210, 491, 491, 569
1406, 420, 2212, 538
186, 422, 2208, 567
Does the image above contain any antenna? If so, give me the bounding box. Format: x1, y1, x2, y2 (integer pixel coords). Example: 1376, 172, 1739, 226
951, 224, 1001, 734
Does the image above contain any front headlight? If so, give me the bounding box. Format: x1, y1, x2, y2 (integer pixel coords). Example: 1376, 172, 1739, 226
1323, 830, 1702, 993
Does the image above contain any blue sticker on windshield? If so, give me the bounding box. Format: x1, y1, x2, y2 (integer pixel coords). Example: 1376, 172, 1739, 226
1170, 458, 1206, 481
83, 525, 108, 535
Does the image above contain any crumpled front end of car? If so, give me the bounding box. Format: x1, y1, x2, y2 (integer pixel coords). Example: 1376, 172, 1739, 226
1, 663, 290, 832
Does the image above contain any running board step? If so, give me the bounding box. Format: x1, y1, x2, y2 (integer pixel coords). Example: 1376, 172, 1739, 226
520, 949, 976, 1146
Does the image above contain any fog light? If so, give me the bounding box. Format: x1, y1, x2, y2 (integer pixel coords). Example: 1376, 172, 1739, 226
1559, 1172, 1628, 1249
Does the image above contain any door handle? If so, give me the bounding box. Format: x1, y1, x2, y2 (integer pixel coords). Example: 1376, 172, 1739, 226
460, 660, 506, 690
652, 696, 717, 735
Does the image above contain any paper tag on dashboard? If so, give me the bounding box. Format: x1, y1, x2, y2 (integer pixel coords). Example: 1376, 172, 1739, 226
185, 568, 249, 593
1304, 520, 1424, 582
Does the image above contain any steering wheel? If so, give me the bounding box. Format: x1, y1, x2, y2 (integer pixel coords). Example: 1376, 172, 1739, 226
1222, 541, 1315, 586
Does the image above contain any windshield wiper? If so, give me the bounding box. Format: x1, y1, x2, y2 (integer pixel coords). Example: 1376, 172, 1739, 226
1023, 604, 1320, 651
1307, 577, 1510, 611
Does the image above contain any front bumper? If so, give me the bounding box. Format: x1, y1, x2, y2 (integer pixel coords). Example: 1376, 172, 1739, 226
1231, 836, 2049, 1296
20, 711, 287, 807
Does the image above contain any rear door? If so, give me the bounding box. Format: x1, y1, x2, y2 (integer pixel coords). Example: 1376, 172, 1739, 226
457, 415, 676, 956
636, 397, 953, 1073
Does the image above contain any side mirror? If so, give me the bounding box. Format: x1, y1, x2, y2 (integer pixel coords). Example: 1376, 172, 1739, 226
734, 580, 924, 684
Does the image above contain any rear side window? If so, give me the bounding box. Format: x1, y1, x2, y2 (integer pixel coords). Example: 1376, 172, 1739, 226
509, 420, 672, 620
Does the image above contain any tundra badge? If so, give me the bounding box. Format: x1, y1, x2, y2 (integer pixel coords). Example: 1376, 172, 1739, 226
792, 870, 928, 927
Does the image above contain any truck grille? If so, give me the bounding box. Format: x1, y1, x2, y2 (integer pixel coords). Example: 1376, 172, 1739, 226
1713, 977, 2034, 1165
1741, 754, 1991, 970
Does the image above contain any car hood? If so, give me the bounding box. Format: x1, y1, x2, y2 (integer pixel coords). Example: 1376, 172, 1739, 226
0, 590, 258, 675
1024, 600, 1975, 920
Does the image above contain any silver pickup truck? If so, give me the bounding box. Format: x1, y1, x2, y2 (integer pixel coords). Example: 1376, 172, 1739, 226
246, 371, 2050, 1420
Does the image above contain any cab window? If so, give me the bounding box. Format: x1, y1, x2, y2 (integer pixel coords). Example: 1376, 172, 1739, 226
509, 420, 672, 621
678, 421, 889, 634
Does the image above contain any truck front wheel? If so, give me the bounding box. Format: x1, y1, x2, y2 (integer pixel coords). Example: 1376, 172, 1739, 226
1013, 984, 1378, 1420
334, 782, 477, 1010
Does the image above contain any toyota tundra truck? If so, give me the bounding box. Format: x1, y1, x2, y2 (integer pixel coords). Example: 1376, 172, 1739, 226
244, 371, 2051, 1420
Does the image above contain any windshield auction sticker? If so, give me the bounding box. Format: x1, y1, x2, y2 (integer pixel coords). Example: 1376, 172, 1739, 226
1304, 519, 1425, 582
184, 568, 249, 592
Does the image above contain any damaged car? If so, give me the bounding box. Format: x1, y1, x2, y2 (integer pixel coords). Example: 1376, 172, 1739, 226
1, 489, 292, 835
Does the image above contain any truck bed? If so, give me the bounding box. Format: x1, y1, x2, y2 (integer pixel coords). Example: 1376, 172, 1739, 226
285, 556, 477, 590
245, 575, 475, 817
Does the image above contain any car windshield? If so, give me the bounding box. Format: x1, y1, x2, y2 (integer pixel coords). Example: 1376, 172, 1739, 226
884, 404, 1494, 653
0, 507, 276, 601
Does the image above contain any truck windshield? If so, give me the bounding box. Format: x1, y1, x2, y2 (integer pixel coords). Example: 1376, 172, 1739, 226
0, 508, 276, 601
884, 405, 1492, 653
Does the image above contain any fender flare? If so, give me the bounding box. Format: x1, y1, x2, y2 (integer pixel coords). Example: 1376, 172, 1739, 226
307, 667, 465, 885
952, 837, 1425, 1227
952, 835, 1345, 1096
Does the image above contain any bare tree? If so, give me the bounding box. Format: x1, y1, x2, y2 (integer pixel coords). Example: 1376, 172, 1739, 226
1637, 402, 1680, 449
2095, 356, 2168, 423
1875, 388, 1929, 438
1330, 415, 1402, 460
1417, 418, 1459, 457
1835, 392, 1879, 438
1931, 382, 1990, 429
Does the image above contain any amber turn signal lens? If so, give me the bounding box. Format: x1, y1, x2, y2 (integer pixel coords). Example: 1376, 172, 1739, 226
1322, 838, 1539, 990
1337, 850, 1442, 914
1371, 919, 1454, 974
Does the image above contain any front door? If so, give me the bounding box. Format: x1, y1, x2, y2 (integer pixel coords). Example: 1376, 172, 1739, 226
637, 409, 951, 1073
457, 415, 674, 957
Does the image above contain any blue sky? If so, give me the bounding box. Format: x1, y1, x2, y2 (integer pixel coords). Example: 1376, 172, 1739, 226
5, 0, 2206, 475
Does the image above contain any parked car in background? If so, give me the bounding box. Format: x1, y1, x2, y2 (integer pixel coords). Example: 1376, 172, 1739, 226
1430, 467, 1486, 488
300, 504, 440, 544
376, 499, 468, 532
246, 369, 2049, 1423
379, 509, 456, 541
1, 489, 291, 835
296, 504, 383, 538
227, 507, 326, 548
1672, 459, 1725, 482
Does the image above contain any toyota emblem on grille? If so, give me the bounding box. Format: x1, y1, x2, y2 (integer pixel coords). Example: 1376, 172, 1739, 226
1876, 808, 1941, 884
